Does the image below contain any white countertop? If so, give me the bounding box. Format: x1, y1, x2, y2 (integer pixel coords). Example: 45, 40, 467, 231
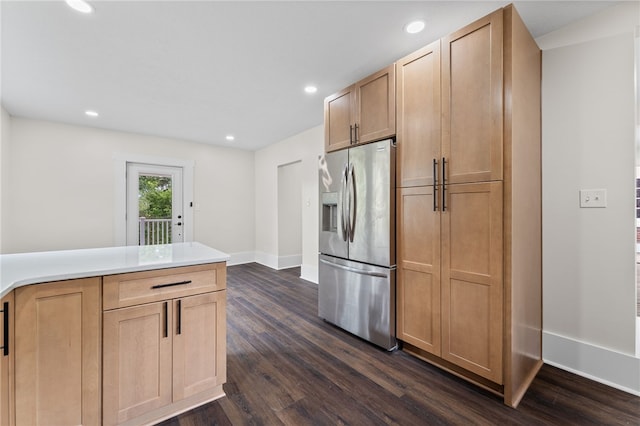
0, 242, 230, 298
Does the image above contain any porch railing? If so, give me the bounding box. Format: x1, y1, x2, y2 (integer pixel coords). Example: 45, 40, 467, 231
139, 217, 172, 245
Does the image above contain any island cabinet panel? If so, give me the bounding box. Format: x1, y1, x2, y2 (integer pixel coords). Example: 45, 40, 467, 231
173, 292, 226, 400
103, 263, 226, 310
14, 278, 101, 426
103, 262, 227, 426
103, 302, 173, 425
0, 292, 14, 426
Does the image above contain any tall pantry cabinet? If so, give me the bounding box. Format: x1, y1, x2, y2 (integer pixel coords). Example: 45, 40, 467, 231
396, 5, 541, 407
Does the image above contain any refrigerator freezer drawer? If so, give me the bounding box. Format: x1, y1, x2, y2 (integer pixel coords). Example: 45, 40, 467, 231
318, 255, 396, 350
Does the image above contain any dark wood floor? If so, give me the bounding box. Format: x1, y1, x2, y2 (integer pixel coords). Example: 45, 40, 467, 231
161, 263, 640, 426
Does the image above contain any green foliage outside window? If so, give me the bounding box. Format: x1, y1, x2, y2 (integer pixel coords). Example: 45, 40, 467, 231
139, 175, 172, 219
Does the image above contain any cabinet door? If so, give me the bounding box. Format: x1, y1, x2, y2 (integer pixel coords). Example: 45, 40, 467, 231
442, 9, 503, 184
356, 63, 396, 145
441, 182, 503, 383
173, 291, 226, 400
0, 292, 14, 426
396, 187, 441, 355
15, 278, 101, 426
397, 41, 441, 188
103, 302, 172, 425
324, 85, 355, 152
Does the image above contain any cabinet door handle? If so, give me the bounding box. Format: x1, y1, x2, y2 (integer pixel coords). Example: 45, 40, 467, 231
163, 301, 168, 338
176, 300, 182, 335
442, 157, 447, 212
0, 302, 8, 356
349, 125, 354, 144
354, 124, 359, 143
151, 280, 191, 290
433, 158, 438, 211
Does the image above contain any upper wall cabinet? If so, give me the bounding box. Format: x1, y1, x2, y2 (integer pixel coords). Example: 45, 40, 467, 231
442, 10, 503, 184
397, 11, 503, 187
396, 40, 441, 188
324, 64, 396, 152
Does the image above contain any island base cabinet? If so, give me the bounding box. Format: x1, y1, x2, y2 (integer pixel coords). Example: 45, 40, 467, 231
103, 302, 173, 425
173, 292, 227, 401
102, 264, 227, 426
0, 292, 14, 426
14, 278, 101, 426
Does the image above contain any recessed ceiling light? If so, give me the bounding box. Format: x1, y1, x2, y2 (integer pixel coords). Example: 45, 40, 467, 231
405, 20, 425, 34
225, 135, 235, 141
65, 0, 94, 14
304, 85, 318, 94
85, 110, 99, 117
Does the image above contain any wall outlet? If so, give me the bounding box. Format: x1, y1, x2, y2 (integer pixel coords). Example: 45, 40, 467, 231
579, 189, 607, 208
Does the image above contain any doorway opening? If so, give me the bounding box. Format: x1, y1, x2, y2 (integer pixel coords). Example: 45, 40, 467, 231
277, 160, 302, 270
126, 163, 183, 246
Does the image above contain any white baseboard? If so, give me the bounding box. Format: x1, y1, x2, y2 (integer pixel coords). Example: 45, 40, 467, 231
543, 331, 640, 396
636, 317, 639, 357
277, 254, 302, 270
301, 264, 318, 284
226, 251, 255, 266
254, 251, 278, 270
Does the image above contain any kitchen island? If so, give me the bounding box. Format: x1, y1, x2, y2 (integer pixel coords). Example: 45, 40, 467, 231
0, 242, 229, 426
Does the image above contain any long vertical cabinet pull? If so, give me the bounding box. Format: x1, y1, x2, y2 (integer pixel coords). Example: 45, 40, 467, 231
349, 125, 354, 144
176, 300, 182, 335
441, 157, 447, 211
163, 301, 168, 338
0, 302, 8, 356
432, 159, 439, 211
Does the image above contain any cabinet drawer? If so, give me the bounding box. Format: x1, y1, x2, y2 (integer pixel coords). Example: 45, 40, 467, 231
103, 263, 226, 310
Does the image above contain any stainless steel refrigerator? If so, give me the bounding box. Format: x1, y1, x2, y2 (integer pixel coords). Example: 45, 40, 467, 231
318, 138, 396, 350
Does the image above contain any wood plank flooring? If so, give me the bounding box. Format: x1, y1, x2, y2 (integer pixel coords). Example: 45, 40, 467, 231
160, 263, 640, 426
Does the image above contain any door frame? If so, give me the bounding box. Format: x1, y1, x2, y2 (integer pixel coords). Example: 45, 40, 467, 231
126, 163, 184, 246
114, 153, 194, 246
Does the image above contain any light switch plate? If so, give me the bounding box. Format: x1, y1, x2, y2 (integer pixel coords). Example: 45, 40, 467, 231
579, 189, 607, 208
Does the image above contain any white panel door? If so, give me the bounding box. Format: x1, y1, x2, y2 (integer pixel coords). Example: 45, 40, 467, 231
126, 163, 184, 246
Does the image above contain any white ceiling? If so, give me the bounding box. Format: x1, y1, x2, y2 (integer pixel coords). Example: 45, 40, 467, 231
1, 0, 619, 151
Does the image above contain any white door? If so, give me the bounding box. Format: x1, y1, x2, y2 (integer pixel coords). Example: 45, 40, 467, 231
126, 163, 184, 246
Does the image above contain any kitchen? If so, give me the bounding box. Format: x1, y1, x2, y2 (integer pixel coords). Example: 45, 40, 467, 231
1, 1, 639, 424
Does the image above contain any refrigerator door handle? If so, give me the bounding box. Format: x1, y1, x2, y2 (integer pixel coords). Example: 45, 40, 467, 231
348, 162, 356, 243
341, 163, 349, 241
319, 258, 389, 278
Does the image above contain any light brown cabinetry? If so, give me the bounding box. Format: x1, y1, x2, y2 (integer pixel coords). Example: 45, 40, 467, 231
102, 263, 226, 426
14, 278, 101, 425
0, 292, 14, 426
442, 10, 503, 184
396, 41, 441, 188
324, 64, 395, 152
396, 5, 541, 407
440, 182, 503, 383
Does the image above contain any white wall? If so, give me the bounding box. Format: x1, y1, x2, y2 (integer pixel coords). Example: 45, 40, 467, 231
537, 2, 640, 394
254, 125, 323, 282
277, 160, 302, 268
2, 117, 255, 259
0, 107, 10, 253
